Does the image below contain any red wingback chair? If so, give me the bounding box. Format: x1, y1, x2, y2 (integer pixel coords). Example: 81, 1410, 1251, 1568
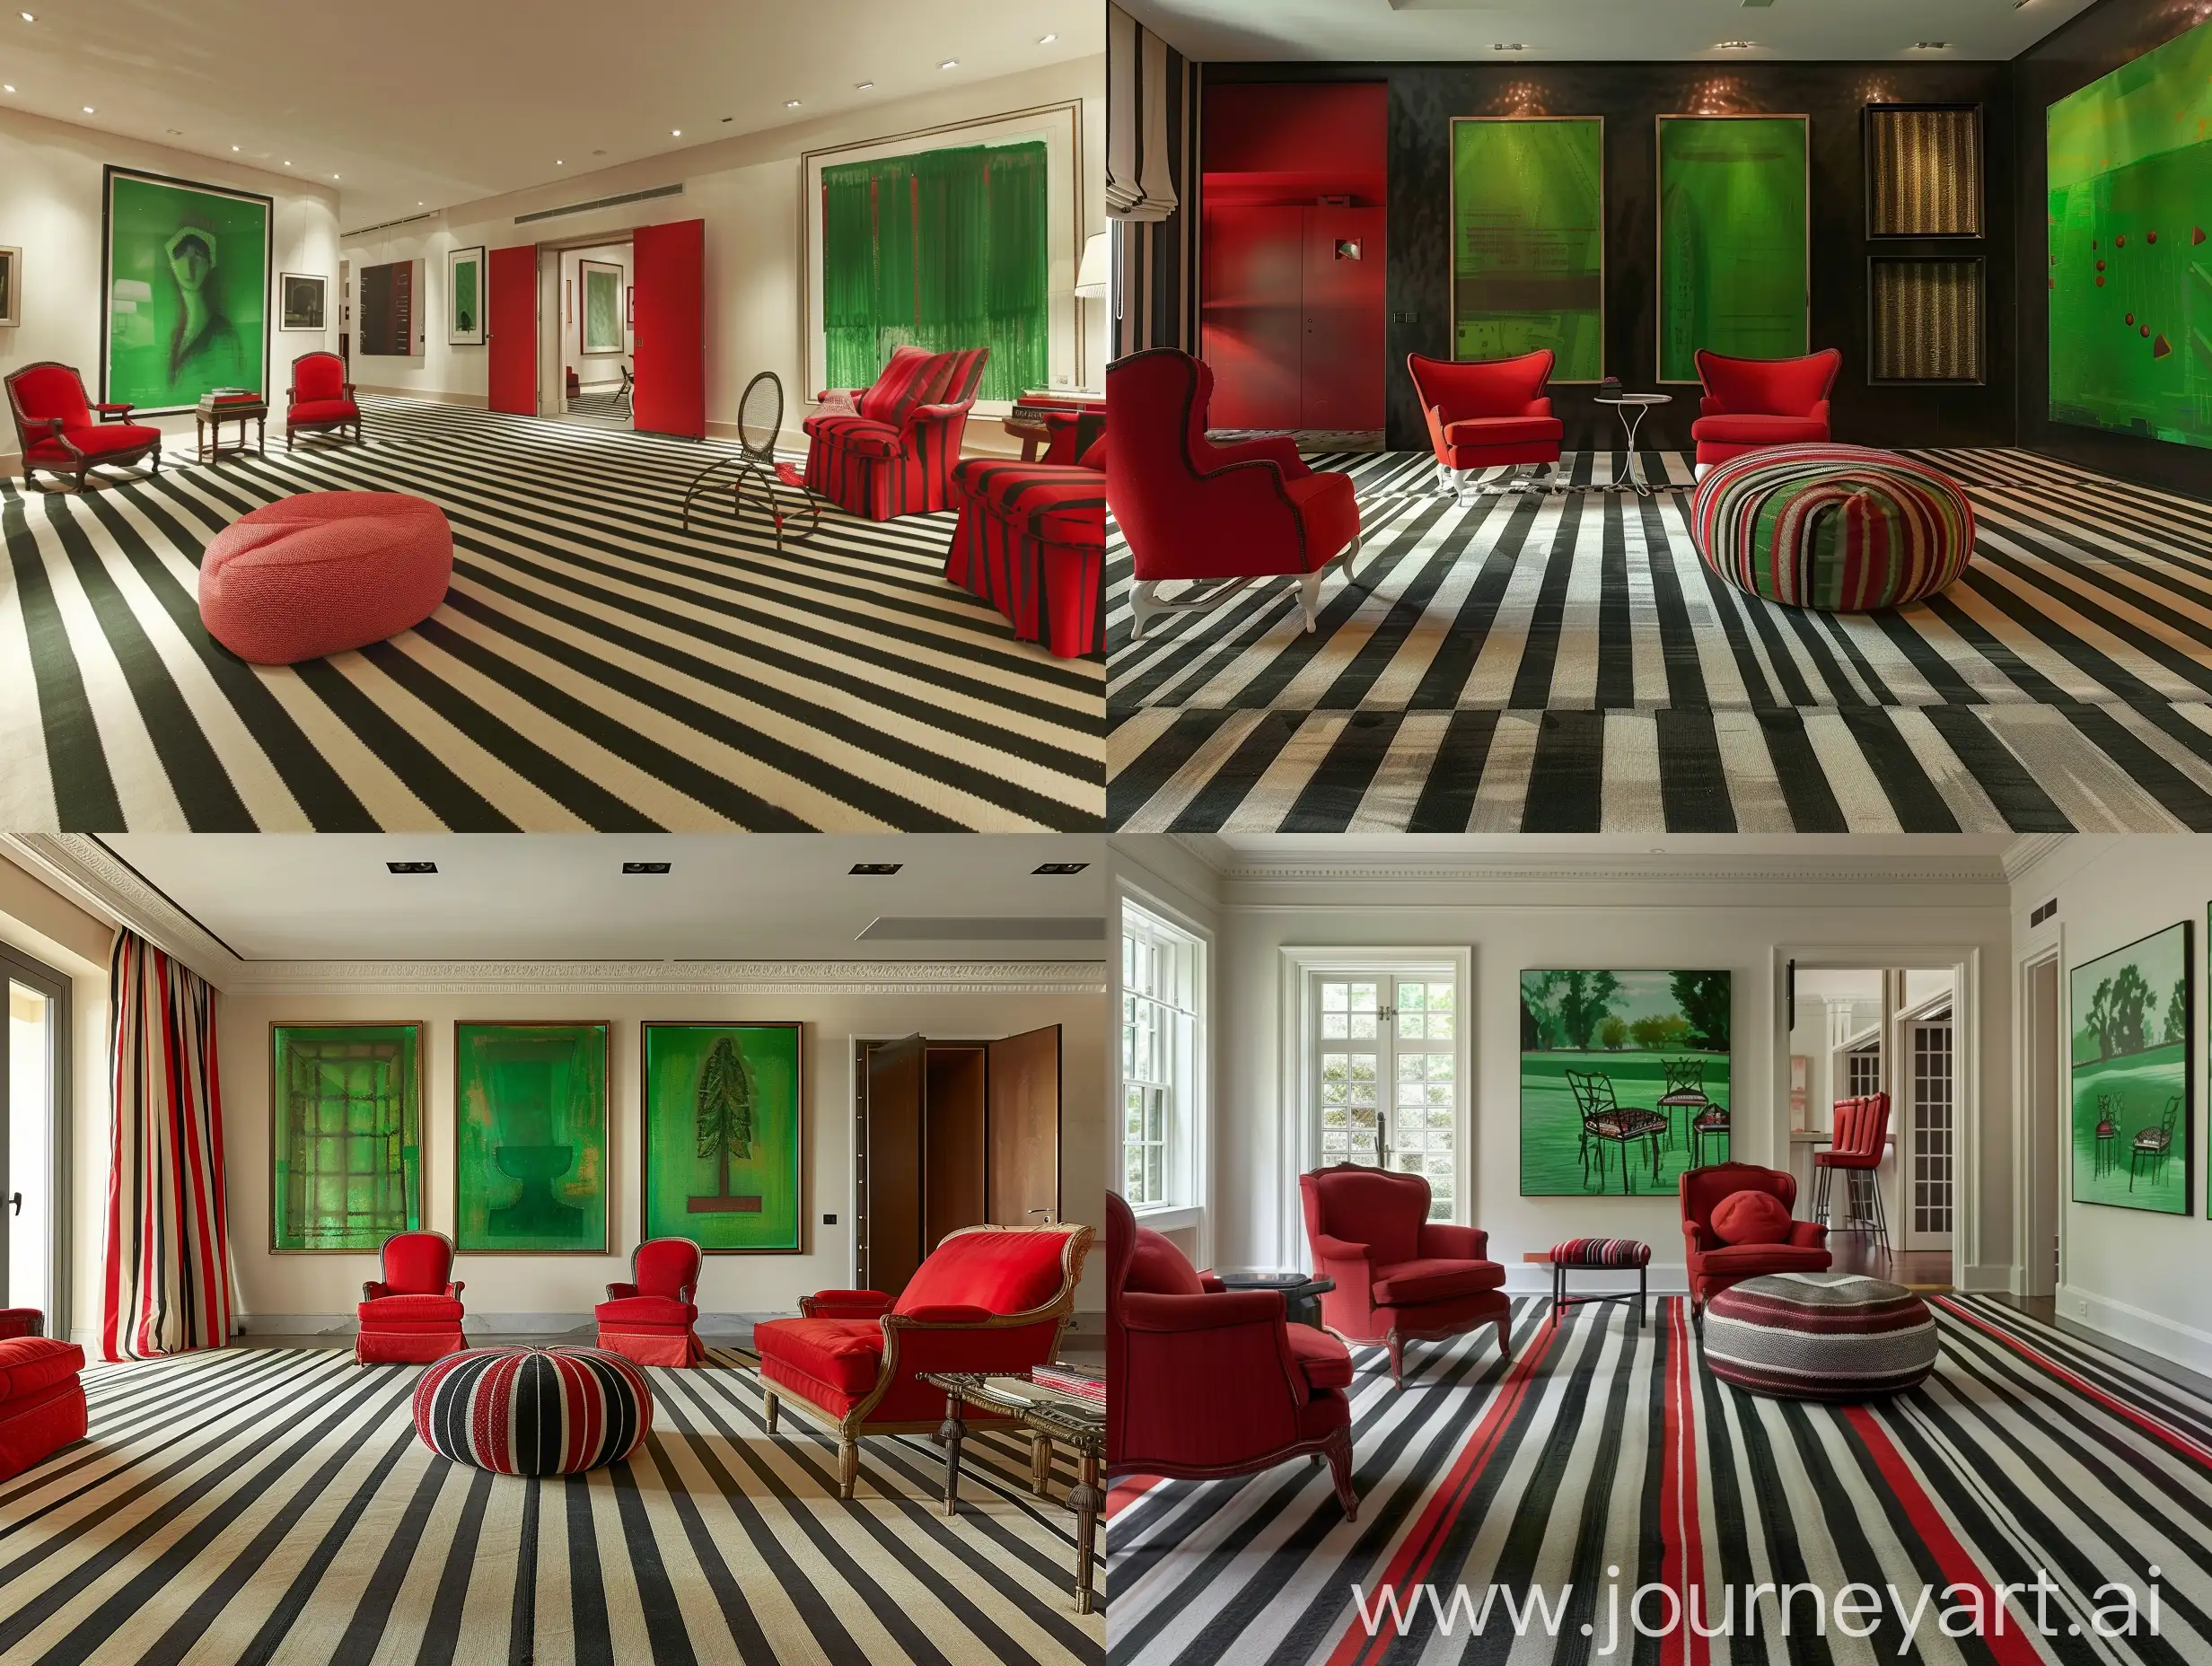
286, 351, 362, 451
1108, 1192, 1358, 1518
1406, 350, 1564, 499
803, 344, 989, 520
944, 413, 1105, 658
595, 1237, 707, 1366
1688, 349, 1841, 469
5, 361, 163, 491
755, 1223, 1092, 1498
1107, 348, 1362, 643
356, 1230, 465, 1364
1681, 1162, 1831, 1322
1298, 1165, 1509, 1387
1811, 1092, 1894, 1249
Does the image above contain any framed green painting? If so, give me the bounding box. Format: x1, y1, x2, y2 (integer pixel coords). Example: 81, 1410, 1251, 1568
269, 1022, 423, 1252
580, 259, 624, 355
102, 165, 271, 412
453, 1021, 610, 1253
2069, 922, 2192, 1214
1655, 115, 1809, 382
447, 245, 485, 346
642, 1022, 803, 1252
1450, 116, 1605, 380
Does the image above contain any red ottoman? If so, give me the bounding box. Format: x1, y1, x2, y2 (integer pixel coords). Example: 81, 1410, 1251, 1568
413, 1346, 651, 1474
944, 448, 1105, 659
1704, 1273, 1937, 1399
198, 490, 452, 664
0, 1336, 88, 1482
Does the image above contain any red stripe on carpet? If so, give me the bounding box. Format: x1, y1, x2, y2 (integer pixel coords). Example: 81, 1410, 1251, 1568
1660, 1295, 1709, 1666
1107, 1474, 1165, 1518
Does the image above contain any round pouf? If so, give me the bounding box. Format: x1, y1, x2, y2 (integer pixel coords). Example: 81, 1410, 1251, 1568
198, 490, 452, 664
1690, 444, 1974, 611
413, 1346, 652, 1475
1704, 1273, 1937, 1400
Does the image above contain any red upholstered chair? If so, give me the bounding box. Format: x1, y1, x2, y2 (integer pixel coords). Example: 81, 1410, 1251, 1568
1108, 1191, 1358, 1518
596, 1237, 707, 1366
356, 1230, 466, 1365
1689, 349, 1841, 470
1811, 1092, 1894, 1250
1406, 350, 1564, 500
1298, 1164, 1509, 1388
5, 361, 163, 491
0, 1310, 44, 1339
1681, 1162, 1831, 1323
944, 415, 1105, 658
755, 1222, 1092, 1498
286, 350, 362, 451
0, 1335, 86, 1483
1107, 348, 1363, 643
803, 344, 989, 520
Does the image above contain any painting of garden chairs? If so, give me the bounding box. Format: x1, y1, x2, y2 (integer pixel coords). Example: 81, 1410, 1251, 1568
2068, 920, 2191, 1215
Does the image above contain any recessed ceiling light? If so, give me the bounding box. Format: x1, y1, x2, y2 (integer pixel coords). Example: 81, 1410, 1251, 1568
80, 104, 92, 113
19, 11, 34, 21
855, 80, 874, 90
621, 861, 672, 875
1716, 39, 1755, 48
331, 172, 339, 179
1912, 39, 1951, 48
1492, 42, 1526, 50
1039, 32, 1057, 43
938, 58, 958, 69
784, 99, 800, 108
231, 144, 240, 151
671, 127, 681, 136
386, 861, 438, 875
556, 159, 564, 165
1032, 862, 1090, 875
850, 862, 903, 876
2, 84, 13, 92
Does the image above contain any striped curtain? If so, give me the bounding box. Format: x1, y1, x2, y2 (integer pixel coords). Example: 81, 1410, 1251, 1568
1107, 4, 1199, 358
102, 930, 233, 1362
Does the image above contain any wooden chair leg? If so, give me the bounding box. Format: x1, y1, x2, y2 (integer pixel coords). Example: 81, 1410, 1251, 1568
838, 1437, 860, 1499
762, 1389, 779, 1434
1388, 1331, 1406, 1389
1030, 1434, 1053, 1498
1324, 1427, 1359, 1521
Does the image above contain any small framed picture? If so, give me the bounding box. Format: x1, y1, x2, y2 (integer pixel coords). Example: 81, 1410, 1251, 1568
626, 284, 634, 329
0, 246, 19, 329
580, 259, 624, 355
447, 245, 486, 346
278, 271, 326, 331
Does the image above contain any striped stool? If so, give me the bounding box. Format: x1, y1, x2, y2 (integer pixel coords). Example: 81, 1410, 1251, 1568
1540, 1238, 1651, 1328
1690, 444, 1974, 610
413, 1346, 652, 1475
1704, 1273, 1936, 1399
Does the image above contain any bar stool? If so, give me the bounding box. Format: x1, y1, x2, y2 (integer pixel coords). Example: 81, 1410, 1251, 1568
1810, 1092, 1892, 1251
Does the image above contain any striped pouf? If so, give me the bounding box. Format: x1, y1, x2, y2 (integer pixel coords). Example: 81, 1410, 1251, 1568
1704, 1273, 1937, 1399
412, 1346, 652, 1474
1690, 443, 1975, 610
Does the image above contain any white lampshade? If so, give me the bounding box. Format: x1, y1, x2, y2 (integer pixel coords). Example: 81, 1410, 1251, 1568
1075, 231, 1109, 299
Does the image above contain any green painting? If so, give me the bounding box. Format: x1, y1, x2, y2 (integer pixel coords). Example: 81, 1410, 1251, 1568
448, 245, 485, 346
1521, 969, 1732, 1195
642, 1022, 803, 1252
2046, 15, 2212, 451
270, 1022, 422, 1252
1451, 117, 1604, 380
1655, 116, 1809, 382
454, 1022, 610, 1252
582, 260, 623, 355
103, 167, 270, 412
2070, 921, 2192, 1214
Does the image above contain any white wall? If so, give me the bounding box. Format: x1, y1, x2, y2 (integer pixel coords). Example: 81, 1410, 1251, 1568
0, 107, 340, 469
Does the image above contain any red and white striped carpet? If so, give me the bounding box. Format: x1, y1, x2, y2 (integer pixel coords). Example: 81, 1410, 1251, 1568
1108, 1294, 2211, 1665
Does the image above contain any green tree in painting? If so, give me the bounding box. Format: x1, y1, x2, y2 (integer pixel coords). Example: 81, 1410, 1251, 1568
1672, 971, 1732, 1052
1629, 1013, 1691, 1050
691, 1038, 757, 1211
2104, 965, 2152, 1057
2164, 978, 2189, 1046
1598, 1014, 1628, 1050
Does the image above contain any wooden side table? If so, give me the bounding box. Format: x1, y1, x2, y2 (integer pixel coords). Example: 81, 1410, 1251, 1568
196, 399, 268, 465
925, 1368, 1105, 1615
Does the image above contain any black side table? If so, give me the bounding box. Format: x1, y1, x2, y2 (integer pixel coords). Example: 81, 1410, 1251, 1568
1215, 1272, 1335, 1330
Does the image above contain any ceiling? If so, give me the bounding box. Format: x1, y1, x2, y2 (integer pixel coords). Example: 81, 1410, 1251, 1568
1199, 833, 2026, 867
94, 836, 1106, 962
0, 0, 1100, 228
1120, 0, 2095, 62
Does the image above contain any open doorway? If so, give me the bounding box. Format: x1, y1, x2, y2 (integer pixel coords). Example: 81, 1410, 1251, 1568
3, 944, 69, 1335
540, 237, 635, 428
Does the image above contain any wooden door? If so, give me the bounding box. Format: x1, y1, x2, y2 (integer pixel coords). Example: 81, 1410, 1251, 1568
922, 1047, 988, 1252
986, 1026, 1062, 1227
862, 1035, 926, 1296
1301, 206, 1386, 430
632, 218, 707, 438
1200, 205, 1304, 430
487, 244, 539, 416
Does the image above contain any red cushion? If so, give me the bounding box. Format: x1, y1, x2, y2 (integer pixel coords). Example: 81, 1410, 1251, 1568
294, 354, 346, 401
894, 1228, 1076, 1318
1123, 1228, 1205, 1296
1689, 413, 1830, 445
1285, 472, 1359, 573
1442, 416, 1565, 447
952, 458, 1104, 547
753, 1316, 882, 1394
378, 1230, 454, 1294
8, 363, 92, 427
1696, 348, 1840, 418
1709, 1190, 1795, 1247
1306, 1167, 1426, 1266
0, 1337, 83, 1402
359, 1293, 465, 1323
1408, 350, 1554, 418
631, 1238, 702, 1300
1284, 1323, 1354, 1391
288, 398, 358, 426
1371, 1257, 1507, 1305
858, 346, 940, 425
806, 413, 901, 457
27, 422, 162, 461
595, 1294, 698, 1326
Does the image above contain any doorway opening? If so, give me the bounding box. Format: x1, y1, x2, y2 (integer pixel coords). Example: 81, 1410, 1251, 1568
2023, 949, 2063, 1302
541, 238, 635, 429
3, 944, 70, 1336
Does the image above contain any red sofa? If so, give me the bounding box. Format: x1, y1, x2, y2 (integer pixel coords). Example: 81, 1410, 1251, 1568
755, 1222, 1092, 1497
285, 350, 362, 451
1106, 348, 1362, 643
944, 412, 1105, 659
803, 345, 989, 520
5, 361, 163, 491
1299, 1164, 1510, 1388
1681, 1162, 1832, 1323
0, 1335, 86, 1483
1688, 349, 1841, 469
596, 1237, 707, 1366
1109, 1192, 1358, 1518
1406, 350, 1564, 499
356, 1230, 466, 1364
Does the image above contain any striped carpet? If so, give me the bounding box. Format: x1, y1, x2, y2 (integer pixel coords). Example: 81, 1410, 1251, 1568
0, 1344, 1102, 1665
0, 397, 1104, 832
1108, 447, 2212, 831
1109, 1294, 2212, 1665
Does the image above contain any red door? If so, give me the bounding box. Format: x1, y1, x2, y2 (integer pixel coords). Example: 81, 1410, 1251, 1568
1200, 205, 1304, 431
632, 218, 706, 438
1301, 206, 1385, 430
486, 244, 537, 416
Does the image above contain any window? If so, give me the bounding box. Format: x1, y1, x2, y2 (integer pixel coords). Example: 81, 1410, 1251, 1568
1120, 904, 1202, 1210
1313, 969, 1459, 1221
1845, 1045, 1882, 1100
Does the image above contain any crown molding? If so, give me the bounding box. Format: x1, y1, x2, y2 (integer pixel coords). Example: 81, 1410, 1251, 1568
1, 834, 236, 983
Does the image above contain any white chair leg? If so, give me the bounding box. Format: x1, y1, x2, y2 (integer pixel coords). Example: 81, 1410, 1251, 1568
1296, 568, 1324, 633
1130, 580, 1164, 643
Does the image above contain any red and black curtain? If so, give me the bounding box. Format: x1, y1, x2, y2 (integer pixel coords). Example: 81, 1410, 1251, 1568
102, 930, 233, 1362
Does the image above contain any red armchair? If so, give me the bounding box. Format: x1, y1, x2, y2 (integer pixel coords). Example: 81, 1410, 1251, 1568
803, 344, 989, 520
1406, 350, 1564, 500
1298, 1164, 1509, 1388
1108, 1192, 1358, 1518
286, 350, 361, 451
0, 1334, 85, 1483
5, 361, 163, 491
1811, 1092, 1893, 1250
356, 1230, 466, 1364
755, 1222, 1092, 1498
1688, 349, 1841, 469
595, 1237, 707, 1366
1681, 1162, 1831, 1323
1107, 348, 1362, 643
944, 413, 1105, 659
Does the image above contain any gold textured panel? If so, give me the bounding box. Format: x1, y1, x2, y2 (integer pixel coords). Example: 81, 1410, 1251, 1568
1872, 259, 1983, 382
1867, 107, 1983, 237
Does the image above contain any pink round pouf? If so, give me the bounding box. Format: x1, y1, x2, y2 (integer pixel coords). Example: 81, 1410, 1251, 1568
198, 491, 452, 664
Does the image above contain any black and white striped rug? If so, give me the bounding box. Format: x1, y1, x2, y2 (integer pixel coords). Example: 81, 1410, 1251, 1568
0, 398, 1104, 831
1108, 448, 2212, 831
1109, 1294, 2212, 1666
1, 1345, 1102, 1664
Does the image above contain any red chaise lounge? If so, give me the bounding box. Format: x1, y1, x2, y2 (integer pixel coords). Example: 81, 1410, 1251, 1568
0, 1328, 86, 1484
1689, 348, 1841, 470
5, 361, 164, 492
1406, 349, 1564, 499
945, 411, 1106, 658
595, 1237, 707, 1366
285, 350, 362, 452
1681, 1162, 1832, 1324
803, 345, 989, 520
356, 1230, 466, 1364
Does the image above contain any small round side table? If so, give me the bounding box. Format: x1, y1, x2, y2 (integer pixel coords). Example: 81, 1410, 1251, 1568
1593, 393, 1672, 495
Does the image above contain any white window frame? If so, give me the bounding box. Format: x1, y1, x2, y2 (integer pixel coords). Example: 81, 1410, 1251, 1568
1116, 891, 1210, 1250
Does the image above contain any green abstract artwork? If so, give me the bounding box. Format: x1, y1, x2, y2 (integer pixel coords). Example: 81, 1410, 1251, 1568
582, 260, 623, 355
454, 1022, 610, 1252
270, 1023, 422, 1252
448, 246, 484, 346
642, 1022, 803, 1252
1521, 970, 1732, 1195
1655, 116, 1809, 382
2047, 15, 2212, 451
1451, 118, 1604, 380
2069, 921, 2192, 1214
102, 168, 270, 412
